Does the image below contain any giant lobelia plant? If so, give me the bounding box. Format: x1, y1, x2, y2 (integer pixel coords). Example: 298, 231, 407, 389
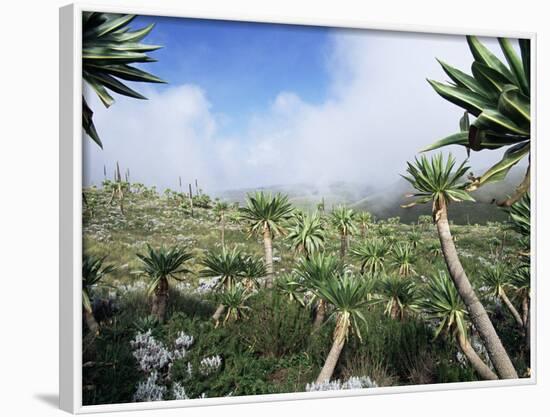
402, 153, 518, 379
424, 36, 530, 205
82, 13, 165, 148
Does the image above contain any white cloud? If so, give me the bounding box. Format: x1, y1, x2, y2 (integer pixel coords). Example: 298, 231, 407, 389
84, 30, 514, 193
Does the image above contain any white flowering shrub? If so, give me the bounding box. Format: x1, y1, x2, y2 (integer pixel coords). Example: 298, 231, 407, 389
199, 355, 222, 376
195, 277, 220, 294
171, 382, 189, 400
131, 328, 221, 402
306, 376, 377, 392
456, 350, 467, 366
174, 331, 194, 351
133, 371, 167, 402
130, 330, 173, 373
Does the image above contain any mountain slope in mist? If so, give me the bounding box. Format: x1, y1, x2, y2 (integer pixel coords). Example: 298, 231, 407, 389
351, 166, 526, 224
217, 167, 526, 225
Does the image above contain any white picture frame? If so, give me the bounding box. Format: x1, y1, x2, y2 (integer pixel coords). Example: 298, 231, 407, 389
59, 2, 537, 413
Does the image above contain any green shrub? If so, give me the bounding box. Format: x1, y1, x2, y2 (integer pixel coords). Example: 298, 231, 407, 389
234, 291, 316, 358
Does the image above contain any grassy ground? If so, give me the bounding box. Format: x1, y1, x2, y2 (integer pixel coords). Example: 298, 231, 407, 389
82, 186, 529, 405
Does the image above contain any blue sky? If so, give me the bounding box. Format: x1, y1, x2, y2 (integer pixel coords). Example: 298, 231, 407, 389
84, 16, 516, 193
133, 16, 332, 136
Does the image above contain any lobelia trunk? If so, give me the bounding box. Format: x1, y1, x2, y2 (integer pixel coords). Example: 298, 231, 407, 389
84, 309, 99, 335
312, 299, 326, 329
499, 291, 524, 329
153, 277, 169, 323
390, 302, 400, 321
115, 185, 124, 215
221, 215, 225, 249
212, 304, 226, 324
522, 296, 529, 329
263, 226, 274, 287
188, 184, 194, 218
436, 205, 518, 379
339, 233, 347, 258
316, 325, 347, 384
457, 334, 498, 380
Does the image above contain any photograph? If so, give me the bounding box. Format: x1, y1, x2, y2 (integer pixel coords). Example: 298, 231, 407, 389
79, 10, 532, 406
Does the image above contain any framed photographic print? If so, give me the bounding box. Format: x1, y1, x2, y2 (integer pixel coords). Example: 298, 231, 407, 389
59, 2, 536, 413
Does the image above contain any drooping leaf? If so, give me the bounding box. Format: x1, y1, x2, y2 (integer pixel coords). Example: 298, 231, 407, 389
420, 132, 469, 152
459, 112, 470, 132
88, 72, 147, 100
87, 64, 165, 84
420, 130, 522, 153
84, 72, 114, 107
82, 96, 102, 148
468, 142, 530, 190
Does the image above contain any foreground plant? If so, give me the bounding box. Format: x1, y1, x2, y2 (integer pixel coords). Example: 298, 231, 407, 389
425, 36, 530, 205
403, 153, 517, 378
200, 248, 245, 323
312, 273, 372, 383
420, 272, 497, 380
240, 192, 294, 286
218, 285, 252, 325
82, 254, 115, 334
136, 245, 193, 323
83, 13, 165, 147
295, 253, 344, 328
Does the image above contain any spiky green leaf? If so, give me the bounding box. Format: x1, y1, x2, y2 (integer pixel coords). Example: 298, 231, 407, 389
467, 36, 516, 84
427, 79, 490, 116
498, 38, 529, 95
